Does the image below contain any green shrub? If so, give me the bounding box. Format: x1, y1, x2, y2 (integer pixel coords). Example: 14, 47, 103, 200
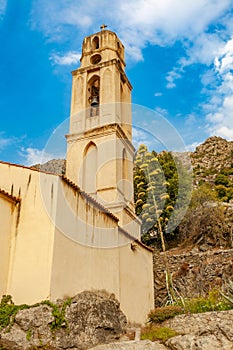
148, 305, 183, 323
178, 290, 231, 314
26, 329, 32, 341
41, 299, 72, 331
0, 295, 72, 333
148, 290, 232, 327
0, 295, 29, 331
141, 325, 178, 342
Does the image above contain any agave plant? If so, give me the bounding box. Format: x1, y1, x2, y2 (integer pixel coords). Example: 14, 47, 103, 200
221, 280, 233, 305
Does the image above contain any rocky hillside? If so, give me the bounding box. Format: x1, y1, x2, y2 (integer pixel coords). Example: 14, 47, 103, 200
191, 136, 233, 187
32, 159, 66, 175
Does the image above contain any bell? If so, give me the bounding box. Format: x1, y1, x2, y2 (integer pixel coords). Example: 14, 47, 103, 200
90, 96, 99, 107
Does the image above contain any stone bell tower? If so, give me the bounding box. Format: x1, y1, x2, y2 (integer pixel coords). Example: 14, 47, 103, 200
66, 26, 140, 238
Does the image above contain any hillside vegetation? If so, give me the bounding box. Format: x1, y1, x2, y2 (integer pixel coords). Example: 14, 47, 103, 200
134, 136, 233, 250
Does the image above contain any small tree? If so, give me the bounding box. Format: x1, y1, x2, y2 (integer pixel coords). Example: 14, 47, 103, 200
134, 145, 176, 302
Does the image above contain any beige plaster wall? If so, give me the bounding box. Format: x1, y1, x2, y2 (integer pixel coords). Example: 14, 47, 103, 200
49, 178, 153, 324
0, 162, 57, 304
0, 162, 154, 324
50, 177, 121, 299
118, 233, 154, 324
0, 195, 18, 296
50, 231, 153, 324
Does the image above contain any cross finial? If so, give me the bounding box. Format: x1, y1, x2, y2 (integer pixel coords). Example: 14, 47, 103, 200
100, 24, 107, 30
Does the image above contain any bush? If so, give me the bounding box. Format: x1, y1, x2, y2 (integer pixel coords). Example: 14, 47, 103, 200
0, 295, 29, 331
148, 291, 232, 327
141, 325, 178, 342
148, 305, 183, 323
178, 290, 232, 314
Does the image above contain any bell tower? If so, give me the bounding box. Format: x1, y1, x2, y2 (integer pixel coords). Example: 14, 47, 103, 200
66, 26, 140, 238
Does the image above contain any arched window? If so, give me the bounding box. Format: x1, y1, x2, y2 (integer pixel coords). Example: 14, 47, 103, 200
87, 76, 100, 115
83, 142, 97, 194
92, 36, 99, 50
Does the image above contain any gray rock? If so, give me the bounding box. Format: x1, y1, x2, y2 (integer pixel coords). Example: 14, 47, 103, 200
89, 340, 167, 349
0, 291, 127, 350
166, 333, 233, 350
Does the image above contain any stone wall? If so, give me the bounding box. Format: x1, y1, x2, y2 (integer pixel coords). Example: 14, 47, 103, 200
153, 248, 233, 306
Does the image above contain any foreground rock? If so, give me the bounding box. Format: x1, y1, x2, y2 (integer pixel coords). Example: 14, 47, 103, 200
164, 310, 233, 350
1, 291, 232, 350
0, 291, 127, 350
89, 340, 167, 349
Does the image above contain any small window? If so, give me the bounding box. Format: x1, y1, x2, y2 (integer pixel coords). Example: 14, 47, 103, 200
92, 36, 99, 50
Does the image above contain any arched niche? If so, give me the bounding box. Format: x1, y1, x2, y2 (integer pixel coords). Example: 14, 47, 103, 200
74, 76, 84, 108
102, 68, 112, 103
82, 142, 97, 194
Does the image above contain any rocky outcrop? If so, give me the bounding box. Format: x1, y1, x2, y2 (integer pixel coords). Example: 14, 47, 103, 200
164, 310, 233, 350
0, 291, 127, 350
32, 159, 66, 174
89, 311, 233, 350
89, 340, 167, 349
191, 136, 233, 186
0, 290, 233, 350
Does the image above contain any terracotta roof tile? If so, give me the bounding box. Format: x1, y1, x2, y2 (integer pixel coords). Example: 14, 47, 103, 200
0, 188, 21, 204
61, 175, 119, 222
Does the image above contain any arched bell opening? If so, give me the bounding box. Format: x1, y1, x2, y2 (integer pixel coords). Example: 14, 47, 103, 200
92, 36, 99, 50
87, 75, 100, 117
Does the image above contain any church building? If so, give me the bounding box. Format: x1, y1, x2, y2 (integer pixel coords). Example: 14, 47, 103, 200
0, 27, 154, 324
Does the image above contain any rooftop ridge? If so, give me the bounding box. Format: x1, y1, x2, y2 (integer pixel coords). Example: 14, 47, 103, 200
0, 160, 60, 176
61, 175, 119, 222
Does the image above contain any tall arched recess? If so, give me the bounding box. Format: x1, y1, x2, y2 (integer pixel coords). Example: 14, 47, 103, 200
122, 148, 127, 199
83, 142, 97, 194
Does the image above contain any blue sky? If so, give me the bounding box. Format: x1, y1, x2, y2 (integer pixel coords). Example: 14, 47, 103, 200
0, 0, 233, 165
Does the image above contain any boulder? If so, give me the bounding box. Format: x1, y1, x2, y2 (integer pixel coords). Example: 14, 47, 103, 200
0, 291, 127, 350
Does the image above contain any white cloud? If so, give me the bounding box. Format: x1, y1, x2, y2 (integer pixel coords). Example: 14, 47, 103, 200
154, 92, 162, 97
30, 0, 232, 62
166, 69, 182, 89
206, 95, 233, 140
0, 133, 18, 151
185, 141, 201, 152
0, 137, 11, 150
155, 107, 168, 116
0, 0, 6, 19
20, 147, 65, 166
132, 127, 152, 149
50, 51, 81, 65
202, 37, 233, 141
214, 38, 233, 74
185, 114, 197, 126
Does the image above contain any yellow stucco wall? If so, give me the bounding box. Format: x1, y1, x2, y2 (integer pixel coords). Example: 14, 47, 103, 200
118, 234, 154, 324
0, 162, 154, 324
0, 194, 18, 296
49, 178, 154, 324
0, 162, 57, 304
